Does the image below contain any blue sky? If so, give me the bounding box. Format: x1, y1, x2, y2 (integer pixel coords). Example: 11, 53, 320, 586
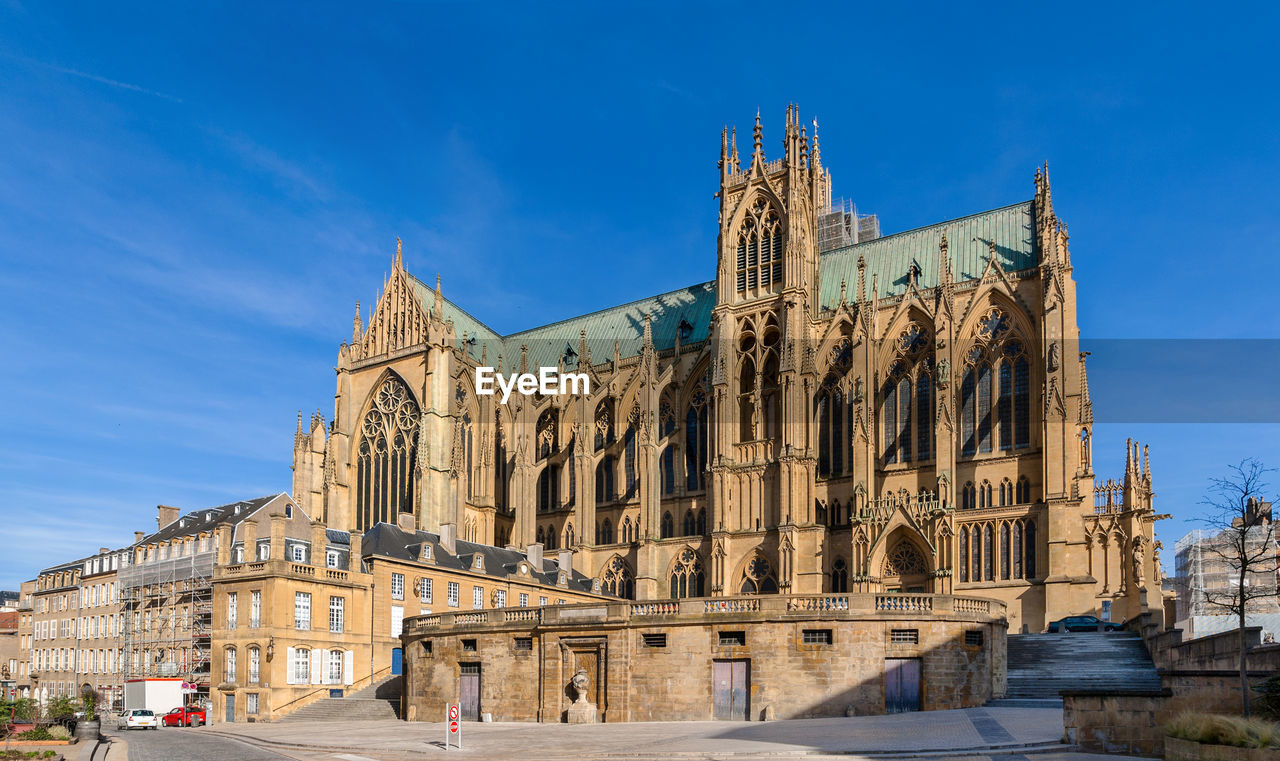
2, 2, 1278, 589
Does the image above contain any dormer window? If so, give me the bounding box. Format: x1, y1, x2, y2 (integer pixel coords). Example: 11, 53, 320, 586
421, 545, 432, 562
473, 555, 484, 571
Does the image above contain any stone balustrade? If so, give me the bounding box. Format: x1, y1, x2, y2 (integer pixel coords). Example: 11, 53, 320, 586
403, 592, 1004, 635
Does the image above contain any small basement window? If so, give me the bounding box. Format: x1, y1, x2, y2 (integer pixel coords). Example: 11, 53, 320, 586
889, 629, 919, 644
514, 637, 533, 651
965, 630, 984, 647
642, 633, 667, 648
718, 631, 746, 647
461, 639, 477, 652
801, 629, 833, 645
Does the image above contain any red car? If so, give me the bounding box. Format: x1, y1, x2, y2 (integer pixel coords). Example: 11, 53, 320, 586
161, 706, 205, 727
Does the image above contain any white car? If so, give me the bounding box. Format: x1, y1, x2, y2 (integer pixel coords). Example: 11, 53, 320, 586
120, 709, 160, 730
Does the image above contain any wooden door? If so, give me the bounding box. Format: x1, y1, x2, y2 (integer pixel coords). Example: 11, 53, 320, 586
459, 663, 481, 721
712, 659, 749, 720
885, 658, 921, 713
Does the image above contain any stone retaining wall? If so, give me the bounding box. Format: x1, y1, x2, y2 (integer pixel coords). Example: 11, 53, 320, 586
401, 593, 1007, 722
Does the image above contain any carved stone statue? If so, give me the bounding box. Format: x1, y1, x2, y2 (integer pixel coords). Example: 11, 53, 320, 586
1132, 541, 1145, 585
852, 377, 865, 404
1048, 341, 1061, 372
936, 359, 950, 389
565, 668, 598, 724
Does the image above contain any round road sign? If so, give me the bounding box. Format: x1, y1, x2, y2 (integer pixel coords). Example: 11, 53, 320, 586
448, 704, 459, 721
449, 720, 460, 734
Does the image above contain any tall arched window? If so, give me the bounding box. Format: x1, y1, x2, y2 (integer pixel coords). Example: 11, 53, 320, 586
738, 355, 755, 440
669, 549, 705, 599
620, 516, 632, 544
564, 523, 575, 548
537, 467, 559, 513
696, 507, 707, 535
970, 525, 982, 582
601, 557, 634, 599
817, 338, 854, 478
660, 511, 674, 539
961, 482, 976, 510
962, 309, 1030, 457
661, 446, 675, 495
461, 411, 474, 501
882, 324, 933, 464
682, 509, 696, 537
959, 527, 970, 582
1000, 523, 1011, 580
983, 524, 994, 581
597, 518, 613, 546
685, 382, 709, 491
831, 557, 849, 593
356, 375, 421, 531
1024, 520, 1037, 578
595, 457, 615, 503
623, 424, 637, 499
735, 196, 784, 293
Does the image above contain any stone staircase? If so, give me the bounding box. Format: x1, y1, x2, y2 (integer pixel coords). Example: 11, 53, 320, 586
994, 632, 1162, 704
278, 674, 403, 722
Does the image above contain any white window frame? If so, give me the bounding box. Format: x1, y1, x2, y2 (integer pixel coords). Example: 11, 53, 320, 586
420, 578, 433, 604
248, 647, 260, 683
472, 586, 483, 610
225, 648, 237, 683
250, 590, 261, 629
447, 582, 459, 608
227, 592, 237, 630
329, 596, 344, 633
294, 592, 311, 631
391, 573, 405, 600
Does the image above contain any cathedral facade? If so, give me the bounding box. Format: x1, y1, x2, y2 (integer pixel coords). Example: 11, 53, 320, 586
292, 107, 1164, 632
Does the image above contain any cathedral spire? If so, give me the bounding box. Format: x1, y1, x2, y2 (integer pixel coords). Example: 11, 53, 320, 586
856, 255, 867, 303
811, 118, 821, 167
352, 300, 362, 344
720, 126, 729, 176
433, 273, 444, 320
751, 109, 763, 167
731, 126, 740, 172
1079, 350, 1094, 425
394, 236, 403, 270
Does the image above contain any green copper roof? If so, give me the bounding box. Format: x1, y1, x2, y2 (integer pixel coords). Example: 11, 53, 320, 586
502, 282, 716, 369
819, 201, 1036, 308
409, 201, 1036, 366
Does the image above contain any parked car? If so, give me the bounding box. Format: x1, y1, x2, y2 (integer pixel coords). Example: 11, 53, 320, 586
162, 706, 206, 727
120, 709, 159, 730
1047, 615, 1124, 632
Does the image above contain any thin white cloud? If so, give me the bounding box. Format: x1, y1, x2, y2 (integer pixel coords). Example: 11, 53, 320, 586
5, 52, 184, 103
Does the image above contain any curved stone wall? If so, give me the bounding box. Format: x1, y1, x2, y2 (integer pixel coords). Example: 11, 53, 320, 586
401, 593, 1007, 722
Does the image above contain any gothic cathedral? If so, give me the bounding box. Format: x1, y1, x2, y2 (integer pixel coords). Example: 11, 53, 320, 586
291, 107, 1165, 632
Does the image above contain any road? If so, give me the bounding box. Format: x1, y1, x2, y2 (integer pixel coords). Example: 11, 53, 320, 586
105, 726, 299, 761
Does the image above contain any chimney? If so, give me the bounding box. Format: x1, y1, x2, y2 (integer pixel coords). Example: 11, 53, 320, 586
526, 543, 544, 571
348, 532, 363, 569
157, 505, 180, 530
99, 547, 109, 555
557, 550, 573, 575
133, 531, 145, 544
396, 512, 415, 532
438, 523, 457, 556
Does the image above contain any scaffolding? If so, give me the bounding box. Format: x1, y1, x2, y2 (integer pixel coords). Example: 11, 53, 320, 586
817, 198, 880, 253
119, 546, 214, 706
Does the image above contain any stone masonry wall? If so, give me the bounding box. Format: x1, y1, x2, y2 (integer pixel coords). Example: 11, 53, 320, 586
403, 595, 1006, 723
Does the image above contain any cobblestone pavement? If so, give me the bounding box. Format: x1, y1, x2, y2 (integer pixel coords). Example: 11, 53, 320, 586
103, 725, 297, 761
192, 706, 1100, 760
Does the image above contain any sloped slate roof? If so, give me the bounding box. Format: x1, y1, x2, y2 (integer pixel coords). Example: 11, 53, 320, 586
411, 202, 1036, 365
360, 522, 603, 595
136, 493, 284, 546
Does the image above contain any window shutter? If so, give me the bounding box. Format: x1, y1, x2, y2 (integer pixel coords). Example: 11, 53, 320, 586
311, 648, 322, 684
285, 647, 296, 685
343, 650, 354, 685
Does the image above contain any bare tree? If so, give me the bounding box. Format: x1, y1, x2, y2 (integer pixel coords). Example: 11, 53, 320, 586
1199, 459, 1279, 717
